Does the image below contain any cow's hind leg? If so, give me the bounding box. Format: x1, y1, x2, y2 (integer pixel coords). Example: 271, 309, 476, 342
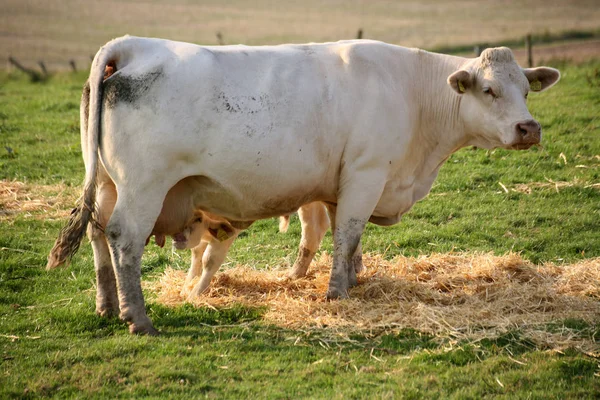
289, 202, 329, 279
90, 180, 119, 317
90, 227, 119, 317
188, 234, 237, 298
105, 186, 170, 335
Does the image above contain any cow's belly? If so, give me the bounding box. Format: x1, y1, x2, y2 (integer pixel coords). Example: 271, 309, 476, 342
196, 175, 334, 221
180, 144, 339, 220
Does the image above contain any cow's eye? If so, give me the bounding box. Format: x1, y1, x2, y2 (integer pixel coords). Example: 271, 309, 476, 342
194, 217, 203, 223
483, 87, 496, 97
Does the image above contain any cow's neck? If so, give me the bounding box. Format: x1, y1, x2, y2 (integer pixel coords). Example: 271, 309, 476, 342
409, 51, 471, 180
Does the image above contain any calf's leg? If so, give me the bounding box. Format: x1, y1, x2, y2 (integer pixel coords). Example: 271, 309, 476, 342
188, 234, 237, 298
181, 240, 209, 295
289, 202, 330, 279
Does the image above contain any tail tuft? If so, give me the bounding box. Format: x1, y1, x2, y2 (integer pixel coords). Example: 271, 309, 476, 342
46, 181, 97, 270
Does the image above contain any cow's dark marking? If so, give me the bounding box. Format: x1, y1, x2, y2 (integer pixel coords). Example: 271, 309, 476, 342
119, 241, 134, 256
105, 223, 121, 241
334, 218, 364, 259
103, 68, 164, 109
290, 246, 315, 277
244, 124, 257, 138
213, 90, 274, 115
215, 92, 242, 113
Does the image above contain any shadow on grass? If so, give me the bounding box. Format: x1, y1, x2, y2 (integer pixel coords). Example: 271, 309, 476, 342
148, 302, 266, 331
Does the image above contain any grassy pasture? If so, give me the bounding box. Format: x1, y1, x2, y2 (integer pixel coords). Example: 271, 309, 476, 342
1, 57, 599, 397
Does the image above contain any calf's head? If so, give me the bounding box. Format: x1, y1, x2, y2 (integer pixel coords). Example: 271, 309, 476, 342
172, 211, 206, 250
172, 211, 237, 250
448, 47, 560, 150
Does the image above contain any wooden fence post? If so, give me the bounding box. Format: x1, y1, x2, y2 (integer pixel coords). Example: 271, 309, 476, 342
216, 32, 224, 45
526, 34, 533, 67
38, 61, 48, 76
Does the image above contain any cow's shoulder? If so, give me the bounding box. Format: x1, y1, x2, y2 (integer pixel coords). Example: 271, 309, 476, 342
329, 40, 408, 67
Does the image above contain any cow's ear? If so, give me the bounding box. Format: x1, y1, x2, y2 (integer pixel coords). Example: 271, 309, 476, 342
447, 70, 471, 94
523, 67, 560, 92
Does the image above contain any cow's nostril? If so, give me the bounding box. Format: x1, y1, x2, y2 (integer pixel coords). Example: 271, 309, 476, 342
518, 125, 528, 136
516, 120, 540, 137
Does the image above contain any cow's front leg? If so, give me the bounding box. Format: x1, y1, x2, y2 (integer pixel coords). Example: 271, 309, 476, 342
326, 175, 384, 299
105, 189, 167, 335
90, 227, 119, 317
325, 204, 363, 287
289, 202, 330, 279
188, 234, 237, 298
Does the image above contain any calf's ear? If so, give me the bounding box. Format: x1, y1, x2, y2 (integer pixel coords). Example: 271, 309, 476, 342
447, 70, 472, 94
523, 67, 560, 92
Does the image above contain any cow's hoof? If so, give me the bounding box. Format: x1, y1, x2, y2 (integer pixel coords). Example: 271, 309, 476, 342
326, 287, 349, 300
186, 290, 206, 301
188, 282, 209, 299
96, 305, 119, 318
354, 263, 365, 274
288, 265, 308, 279
351, 254, 364, 274
348, 275, 358, 288
129, 323, 160, 336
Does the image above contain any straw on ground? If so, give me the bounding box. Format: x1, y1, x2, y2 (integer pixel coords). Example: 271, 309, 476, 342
148, 252, 600, 355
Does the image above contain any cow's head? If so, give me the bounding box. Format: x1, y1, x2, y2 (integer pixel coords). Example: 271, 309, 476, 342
447, 47, 560, 150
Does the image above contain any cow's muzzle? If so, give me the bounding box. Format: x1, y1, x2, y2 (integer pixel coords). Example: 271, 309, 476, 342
512, 120, 541, 149
172, 232, 188, 250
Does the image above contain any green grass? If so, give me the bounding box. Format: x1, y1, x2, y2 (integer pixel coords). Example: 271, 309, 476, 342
1, 60, 600, 398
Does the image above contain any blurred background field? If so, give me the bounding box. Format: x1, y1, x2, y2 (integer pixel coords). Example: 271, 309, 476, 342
2, 0, 600, 71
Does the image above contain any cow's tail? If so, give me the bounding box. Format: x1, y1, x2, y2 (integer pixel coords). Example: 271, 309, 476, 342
47, 41, 121, 269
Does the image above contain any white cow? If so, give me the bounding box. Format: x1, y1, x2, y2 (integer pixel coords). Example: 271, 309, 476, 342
48, 36, 559, 335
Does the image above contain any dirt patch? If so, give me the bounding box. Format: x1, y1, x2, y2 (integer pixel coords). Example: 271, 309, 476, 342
149, 252, 600, 355
0, 180, 78, 221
